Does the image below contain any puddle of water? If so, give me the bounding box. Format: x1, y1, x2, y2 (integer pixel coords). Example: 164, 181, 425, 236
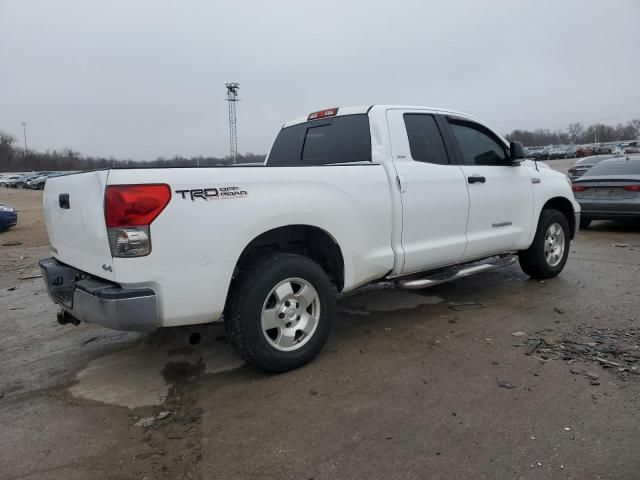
69, 290, 443, 407
68, 325, 244, 408
340, 289, 443, 313
68, 344, 170, 409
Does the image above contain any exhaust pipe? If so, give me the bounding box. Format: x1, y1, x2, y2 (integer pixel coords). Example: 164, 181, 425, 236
57, 310, 80, 326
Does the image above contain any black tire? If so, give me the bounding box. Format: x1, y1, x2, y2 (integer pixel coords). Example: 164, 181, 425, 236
518, 209, 570, 279
225, 253, 335, 372
580, 217, 591, 229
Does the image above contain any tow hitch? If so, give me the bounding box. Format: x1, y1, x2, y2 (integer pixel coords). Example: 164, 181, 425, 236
57, 310, 80, 326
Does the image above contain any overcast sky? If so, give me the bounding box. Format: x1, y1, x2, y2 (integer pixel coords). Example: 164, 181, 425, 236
1, 0, 639, 160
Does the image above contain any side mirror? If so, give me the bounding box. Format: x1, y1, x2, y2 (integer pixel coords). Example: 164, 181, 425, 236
510, 141, 526, 163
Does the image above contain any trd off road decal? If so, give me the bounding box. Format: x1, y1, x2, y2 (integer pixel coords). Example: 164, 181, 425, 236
175, 186, 248, 201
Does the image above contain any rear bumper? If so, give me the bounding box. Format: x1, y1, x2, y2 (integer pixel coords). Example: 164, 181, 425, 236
39, 257, 157, 331
578, 201, 640, 220
581, 211, 640, 220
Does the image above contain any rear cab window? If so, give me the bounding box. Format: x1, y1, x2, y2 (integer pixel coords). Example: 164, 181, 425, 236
267, 114, 371, 166
403, 114, 450, 165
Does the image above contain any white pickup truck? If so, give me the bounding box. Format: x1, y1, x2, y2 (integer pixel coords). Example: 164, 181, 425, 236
40, 105, 580, 371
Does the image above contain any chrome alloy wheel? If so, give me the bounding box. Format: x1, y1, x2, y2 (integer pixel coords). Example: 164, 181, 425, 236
544, 222, 565, 267
261, 277, 321, 352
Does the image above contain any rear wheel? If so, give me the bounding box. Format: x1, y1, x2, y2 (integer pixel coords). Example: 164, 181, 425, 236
225, 253, 335, 372
580, 217, 591, 229
518, 209, 570, 279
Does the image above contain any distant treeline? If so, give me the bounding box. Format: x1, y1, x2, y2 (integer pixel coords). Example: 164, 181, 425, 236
506, 119, 640, 147
0, 131, 265, 172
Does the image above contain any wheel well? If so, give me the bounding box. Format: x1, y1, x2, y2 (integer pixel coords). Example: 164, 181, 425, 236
542, 197, 576, 238
234, 225, 345, 291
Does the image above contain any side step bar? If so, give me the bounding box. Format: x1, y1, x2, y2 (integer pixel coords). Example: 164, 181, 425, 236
396, 254, 517, 290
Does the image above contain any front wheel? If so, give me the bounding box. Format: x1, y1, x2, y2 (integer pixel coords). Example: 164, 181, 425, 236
225, 253, 335, 372
518, 209, 570, 279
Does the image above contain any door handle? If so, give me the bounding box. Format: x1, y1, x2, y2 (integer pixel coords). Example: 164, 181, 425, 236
396, 174, 407, 193
467, 175, 486, 184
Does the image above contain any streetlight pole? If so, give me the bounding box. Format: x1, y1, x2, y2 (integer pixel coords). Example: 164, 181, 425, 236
20, 122, 28, 157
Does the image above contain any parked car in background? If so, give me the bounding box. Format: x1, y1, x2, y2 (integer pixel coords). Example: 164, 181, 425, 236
15, 173, 42, 189
538, 148, 552, 160
24, 172, 52, 188
525, 147, 544, 159
0, 175, 23, 187
546, 147, 563, 159
563, 146, 577, 158
576, 146, 594, 158
0, 203, 18, 231
26, 172, 62, 190
597, 144, 618, 155
572, 155, 640, 228
625, 141, 640, 154
4, 174, 32, 188
567, 154, 621, 181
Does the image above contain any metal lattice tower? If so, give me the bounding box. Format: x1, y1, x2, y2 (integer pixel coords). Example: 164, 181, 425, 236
225, 83, 240, 163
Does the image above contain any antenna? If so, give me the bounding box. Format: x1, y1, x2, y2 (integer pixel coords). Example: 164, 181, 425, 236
225, 83, 240, 164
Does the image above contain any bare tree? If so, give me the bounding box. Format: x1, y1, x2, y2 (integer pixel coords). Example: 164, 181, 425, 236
628, 119, 640, 139
0, 131, 17, 147
567, 123, 584, 144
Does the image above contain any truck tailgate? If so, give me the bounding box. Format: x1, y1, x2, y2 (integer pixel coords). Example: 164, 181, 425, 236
43, 171, 115, 280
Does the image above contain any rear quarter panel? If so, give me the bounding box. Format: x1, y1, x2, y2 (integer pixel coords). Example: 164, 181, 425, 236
107, 165, 395, 327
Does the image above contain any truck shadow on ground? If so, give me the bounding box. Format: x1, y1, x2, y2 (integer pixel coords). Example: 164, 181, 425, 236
68, 265, 547, 409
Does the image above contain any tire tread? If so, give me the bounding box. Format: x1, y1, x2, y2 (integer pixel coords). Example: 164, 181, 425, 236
225, 253, 333, 372
518, 209, 570, 279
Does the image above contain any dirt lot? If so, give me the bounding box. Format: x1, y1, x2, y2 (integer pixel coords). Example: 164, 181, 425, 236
0, 188, 49, 248
1, 182, 640, 480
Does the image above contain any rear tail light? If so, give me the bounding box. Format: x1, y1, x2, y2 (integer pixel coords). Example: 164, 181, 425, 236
572, 185, 588, 192
104, 184, 171, 257
622, 184, 640, 192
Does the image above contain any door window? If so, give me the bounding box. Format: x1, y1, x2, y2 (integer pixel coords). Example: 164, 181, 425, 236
403, 114, 450, 165
449, 120, 508, 166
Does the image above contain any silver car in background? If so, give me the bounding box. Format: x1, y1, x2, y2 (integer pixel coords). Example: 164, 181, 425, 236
572, 155, 640, 228
568, 154, 621, 181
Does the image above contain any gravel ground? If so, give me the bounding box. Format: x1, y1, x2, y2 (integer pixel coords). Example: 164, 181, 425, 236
1, 183, 639, 480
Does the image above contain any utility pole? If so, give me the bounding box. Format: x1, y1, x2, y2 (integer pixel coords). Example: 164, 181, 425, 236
225, 83, 239, 164
20, 122, 28, 157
